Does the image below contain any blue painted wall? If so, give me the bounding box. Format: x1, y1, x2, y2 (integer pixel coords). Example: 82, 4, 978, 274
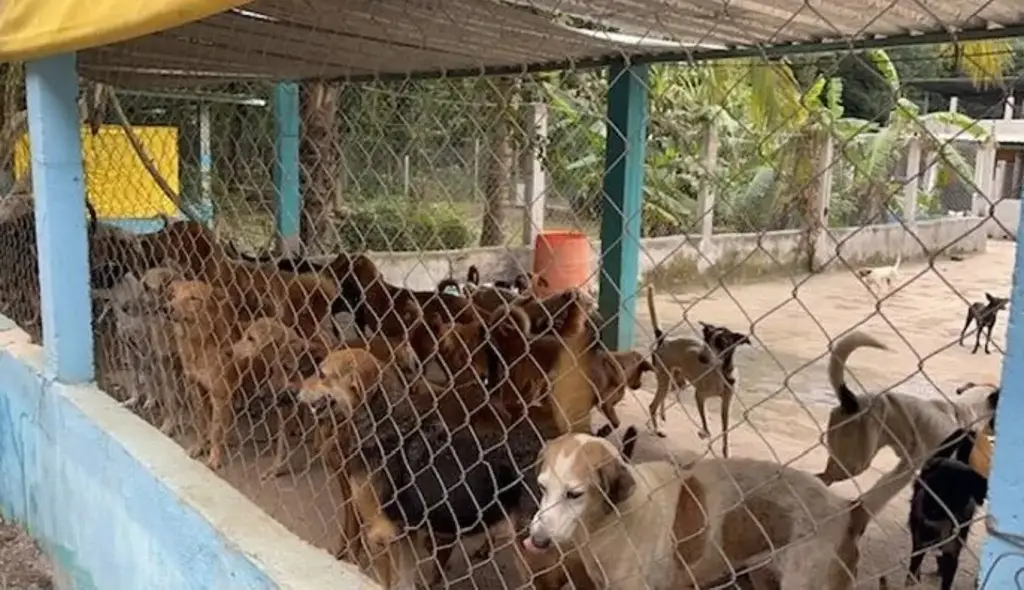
0, 347, 275, 590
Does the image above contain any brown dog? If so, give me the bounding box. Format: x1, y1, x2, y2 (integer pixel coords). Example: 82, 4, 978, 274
587, 350, 654, 429
484, 292, 597, 435
144, 219, 339, 347
167, 280, 242, 458
296, 349, 411, 585
210, 318, 324, 476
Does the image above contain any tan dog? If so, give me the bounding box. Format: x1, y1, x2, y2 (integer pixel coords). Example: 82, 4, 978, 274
818, 331, 997, 497
527, 433, 899, 589
646, 287, 733, 456
587, 350, 654, 429
167, 280, 242, 458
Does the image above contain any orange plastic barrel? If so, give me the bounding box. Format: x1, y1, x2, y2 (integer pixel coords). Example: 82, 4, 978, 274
532, 230, 592, 298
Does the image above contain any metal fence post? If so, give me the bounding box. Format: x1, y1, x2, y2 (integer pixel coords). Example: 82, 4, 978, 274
980, 184, 1024, 585
273, 82, 301, 255
598, 62, 648, 351
25, 53, 94, 383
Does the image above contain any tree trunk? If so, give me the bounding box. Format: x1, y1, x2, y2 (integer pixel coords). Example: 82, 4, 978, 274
480, 77, 514, 247
299, 81, 343, 254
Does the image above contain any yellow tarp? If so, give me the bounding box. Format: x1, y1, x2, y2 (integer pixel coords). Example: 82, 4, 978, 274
14, 125, 180, 219
0, 0, 251, 61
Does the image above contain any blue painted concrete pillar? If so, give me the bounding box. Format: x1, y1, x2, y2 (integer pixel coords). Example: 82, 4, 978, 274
25, 53, 94, 383
598, 62, 648, 351
272, 82, 301, 255
981, 191, 1024, 583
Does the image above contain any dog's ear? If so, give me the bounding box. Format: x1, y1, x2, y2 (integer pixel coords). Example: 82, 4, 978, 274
620, 426, 639, 461
513, 274, 530, 293
986, 292, 997, 303
638, 359, 655, 375
597, 455, 635, 508
488, 305, 531, 336
467, 265, 480, 286
351, 255, 380, 283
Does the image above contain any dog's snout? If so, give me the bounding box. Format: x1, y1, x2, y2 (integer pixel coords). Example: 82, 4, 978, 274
528, 532, 552, 550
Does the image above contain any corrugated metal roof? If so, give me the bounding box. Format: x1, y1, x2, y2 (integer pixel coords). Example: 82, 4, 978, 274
78, 0, 1024, 86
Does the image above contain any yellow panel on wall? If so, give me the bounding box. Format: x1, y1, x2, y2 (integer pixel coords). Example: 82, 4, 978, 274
14, 125, 180, 219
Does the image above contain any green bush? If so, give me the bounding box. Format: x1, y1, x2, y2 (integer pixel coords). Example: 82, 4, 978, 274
338, 199, 475, 252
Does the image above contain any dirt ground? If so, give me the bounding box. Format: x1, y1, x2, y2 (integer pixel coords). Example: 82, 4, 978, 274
0, 516, 53, 590
211, 240, 1015, 589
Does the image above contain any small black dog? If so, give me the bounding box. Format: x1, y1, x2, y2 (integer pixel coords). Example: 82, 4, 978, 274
699, 321, 752, 388
906, 426, 990, 590
959, 293, 1010, 354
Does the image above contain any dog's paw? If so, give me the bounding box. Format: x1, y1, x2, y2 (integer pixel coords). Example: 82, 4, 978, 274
158, 419, 178, 437
260, 462, 290, 481
654, 430, 667, 438
697, 429, 710, 440
187, 444, 207, 459
204, 454, 223, 471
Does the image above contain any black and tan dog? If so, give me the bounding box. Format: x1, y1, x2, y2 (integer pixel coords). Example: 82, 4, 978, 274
906, 422, 992, 590
645, 287, 735, 456
297, 347, 546, 589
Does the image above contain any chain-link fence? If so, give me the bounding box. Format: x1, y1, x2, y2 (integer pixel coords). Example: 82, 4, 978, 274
3, 6, 1024, 589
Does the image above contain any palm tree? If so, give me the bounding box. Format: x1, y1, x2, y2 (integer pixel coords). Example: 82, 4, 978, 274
299, 81, 342, 254
480, 76, 515, 247
945, 40, 1016, 87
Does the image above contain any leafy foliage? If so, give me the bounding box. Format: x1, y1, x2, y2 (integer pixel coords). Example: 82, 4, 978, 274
337, 198, 474, 252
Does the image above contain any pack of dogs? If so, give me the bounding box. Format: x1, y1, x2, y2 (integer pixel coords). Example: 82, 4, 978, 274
0, 208, 1007, 589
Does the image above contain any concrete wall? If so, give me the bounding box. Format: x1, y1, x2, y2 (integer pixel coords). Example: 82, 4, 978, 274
0, 326, 372, 590
989, 199, 1020, 239
360, 217, 988, 290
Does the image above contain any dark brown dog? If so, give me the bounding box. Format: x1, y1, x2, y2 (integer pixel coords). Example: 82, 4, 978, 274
324, 253, 476, 335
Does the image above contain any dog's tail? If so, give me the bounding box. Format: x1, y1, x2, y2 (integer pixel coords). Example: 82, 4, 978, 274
828, 332, 888, 414
646, 285, 665, 348
892, 253, 902, 273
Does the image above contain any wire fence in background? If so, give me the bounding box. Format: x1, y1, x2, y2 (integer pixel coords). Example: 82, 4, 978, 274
1, 10, 1023, 590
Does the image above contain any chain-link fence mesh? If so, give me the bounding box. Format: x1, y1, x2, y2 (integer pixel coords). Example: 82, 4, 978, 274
2, 10, 1023, 590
